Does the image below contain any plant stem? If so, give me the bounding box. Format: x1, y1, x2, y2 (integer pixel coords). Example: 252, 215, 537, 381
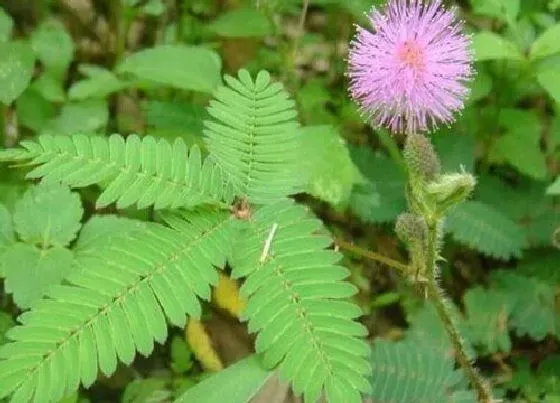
425, 220, 493, 403
335, 238, 410, 275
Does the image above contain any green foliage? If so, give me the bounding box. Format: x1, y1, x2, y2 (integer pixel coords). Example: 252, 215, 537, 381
471, 32, 523, 61
0, 207, 233, 401
13, 183, 82, 248
68, 65, 131, 101
0, 41, 35, 104
204, 70, 302, 204
369, 340, 476, 403
230, 199, 371, 402
298, 125, 358, 206
207, 8, 273, 38
463, 287, 512, 354
445, 201, 528, 259
0, 6, 13, 43
31, 19, 74, 76
116, 45, 222, 94
176, 356, 272, 402
0, 134, 234, 210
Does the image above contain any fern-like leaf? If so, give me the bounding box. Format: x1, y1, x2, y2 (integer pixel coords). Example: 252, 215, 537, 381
204, 70, 302, 204
0, 207, 233, 402
0, 134, 234, 210
445, 201, 527, 260
229, 199, 371, 403
369, 340, 476, 403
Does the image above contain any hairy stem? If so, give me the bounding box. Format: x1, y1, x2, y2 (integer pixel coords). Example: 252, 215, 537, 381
425, 220, 492, 403
335, 238, 410, 275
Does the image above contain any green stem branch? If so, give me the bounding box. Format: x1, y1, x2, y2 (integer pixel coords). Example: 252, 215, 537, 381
335, 238, 410, 275
425, 220, 492, 403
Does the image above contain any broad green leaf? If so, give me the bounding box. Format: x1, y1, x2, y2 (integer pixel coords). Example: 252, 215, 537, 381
68, 65, 131, 100
0, 7, 13, 43
170, 336, 193, 374
471, 0, 519, 22
13, 183, 83, 248
41, 99, 109, 135
31, 19, 73, 75
208, 7, 272, 37
445, 201, 527, 260
117, 45, 222, 93
0, 41, 35, 104
15, 88, 57, 132
349, 147, 406, 223
463, 287, 512, 354
299, 125, 358, 207
537, 66, 560, 104
175, 355, 273, 403
472, 32, 523, 61
530, 24, 560, 60
123, 379, 171, 403
465, 67, 492, 103
0, 202, 14, 248
31, 72, 66, 102
3, 243, 74, 309
492, 132, 547, 179
141, 0, 165, 16
432, 132, 475, 172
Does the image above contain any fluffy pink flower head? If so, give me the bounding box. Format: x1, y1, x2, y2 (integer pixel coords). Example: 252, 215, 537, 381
348, 0, 473, 134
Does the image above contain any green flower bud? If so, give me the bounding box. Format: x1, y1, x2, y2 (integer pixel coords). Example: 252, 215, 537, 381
426, 172, 476, 215
404, 134, 441, 181
395, 213, 427, 245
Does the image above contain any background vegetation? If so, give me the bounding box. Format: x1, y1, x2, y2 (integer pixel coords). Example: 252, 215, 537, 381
0, 0, 559, 402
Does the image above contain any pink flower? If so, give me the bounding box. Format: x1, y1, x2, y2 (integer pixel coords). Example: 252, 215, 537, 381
348, 0, 473, 134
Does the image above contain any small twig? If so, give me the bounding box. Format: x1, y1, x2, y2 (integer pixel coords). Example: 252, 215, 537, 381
260, 223, 278, 263
335, 238, 410, 275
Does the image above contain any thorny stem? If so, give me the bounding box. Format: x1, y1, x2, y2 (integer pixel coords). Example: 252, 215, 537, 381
335, 238, 410, 275
425, 219, 493, 403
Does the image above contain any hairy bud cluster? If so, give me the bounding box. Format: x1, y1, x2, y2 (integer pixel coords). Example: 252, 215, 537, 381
395, 213, 427, 245
404, 134, 441, 181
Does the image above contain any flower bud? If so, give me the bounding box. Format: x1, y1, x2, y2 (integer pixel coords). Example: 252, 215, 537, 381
395, 213, 427, 244
403, 134, 441, 181
426, 172, 476, 214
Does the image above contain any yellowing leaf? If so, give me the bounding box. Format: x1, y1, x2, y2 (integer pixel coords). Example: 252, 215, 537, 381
186, 320, 224, 372
213, 273, 246, 318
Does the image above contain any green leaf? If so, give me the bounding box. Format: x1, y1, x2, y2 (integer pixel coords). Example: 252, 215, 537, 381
471, 0, 519, 22
465, 67, 492, 104
472, 32, 523, 61
230, 200, 371, 402
13, 183, 83, 248
41, 99, 109, 136
141, 0, 166, 16
491, 272, 559, 340
369, 340, 476, 403
142, 100, 205, 146
31, 72, 66, 103
123, 379, 171, 403
299, 125, 358, 207
432, 132, 475, 173
31, 19, 73, 75
15, 88, 56, 132
170, 336, 193, 374
0, 41, 35, 105
3, 243, 74, 309
117, 45, 222, 94
208, 7, 273, 37
537, 66, 560, 104
0, 6, 13, 43
204, 69, 303, 204
530, 23, 560, 60
463, 287, 512, 354
68, 65, 131, 100
175, 356, 272, 402
0, 202, 14, 248
548, 177, 560, 195
445, 201, 527, 260
349, 147, 406, 223
492, 132, 547, 179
